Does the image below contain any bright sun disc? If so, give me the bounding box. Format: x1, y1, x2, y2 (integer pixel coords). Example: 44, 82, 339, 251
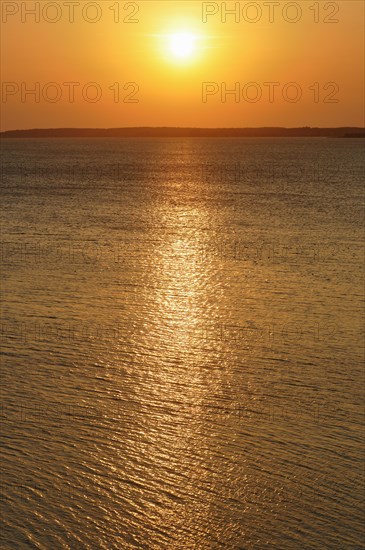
170, 33, 196, 59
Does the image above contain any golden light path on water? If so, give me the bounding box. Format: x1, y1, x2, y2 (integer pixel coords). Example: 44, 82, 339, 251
126, 192, 222, 547
87, 144, 251, 546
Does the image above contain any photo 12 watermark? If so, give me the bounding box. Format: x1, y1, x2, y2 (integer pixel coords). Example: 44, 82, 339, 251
1, 1, 140, 24
202, 81, 340, 104
201, 2, 340, 24
1, 81, 140, 104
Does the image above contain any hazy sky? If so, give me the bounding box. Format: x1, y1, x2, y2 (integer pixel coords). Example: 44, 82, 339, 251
1, 0, 364, 130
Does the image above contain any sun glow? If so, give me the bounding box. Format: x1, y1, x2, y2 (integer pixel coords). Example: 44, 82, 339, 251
169, 33, 196, 59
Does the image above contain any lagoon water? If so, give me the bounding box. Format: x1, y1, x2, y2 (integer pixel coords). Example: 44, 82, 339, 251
1, 138, 364, 548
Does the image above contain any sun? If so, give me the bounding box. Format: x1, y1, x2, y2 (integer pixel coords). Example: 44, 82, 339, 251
169, 33, 196, 60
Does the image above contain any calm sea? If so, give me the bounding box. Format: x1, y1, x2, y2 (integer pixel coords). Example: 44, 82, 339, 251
1, 138, 364, 549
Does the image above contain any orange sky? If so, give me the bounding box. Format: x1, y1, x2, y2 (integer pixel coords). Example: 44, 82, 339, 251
1, 0, 364, 130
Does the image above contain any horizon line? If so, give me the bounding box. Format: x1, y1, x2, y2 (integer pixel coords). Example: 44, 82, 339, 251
2, 125, 365, 132
2, 126, 365, 139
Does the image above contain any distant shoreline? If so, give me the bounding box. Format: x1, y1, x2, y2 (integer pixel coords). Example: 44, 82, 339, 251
1, 127, 365, 139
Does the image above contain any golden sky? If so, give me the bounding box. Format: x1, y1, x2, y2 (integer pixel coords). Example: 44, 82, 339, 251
1, 0, 364, 130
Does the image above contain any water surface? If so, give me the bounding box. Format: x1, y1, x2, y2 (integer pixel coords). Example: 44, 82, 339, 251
1, 138, 364, 548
